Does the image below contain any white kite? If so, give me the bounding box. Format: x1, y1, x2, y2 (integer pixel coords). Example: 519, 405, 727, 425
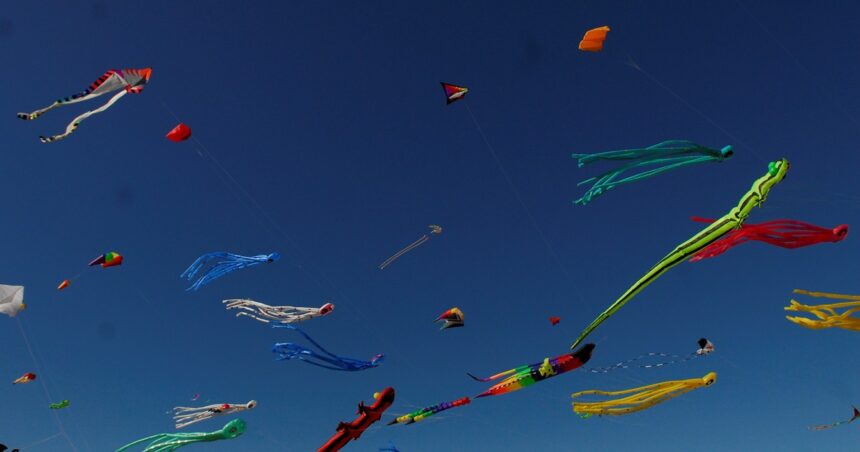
173, 400, 257, 429
223, 299, 334, 324
0, 285, 25, 317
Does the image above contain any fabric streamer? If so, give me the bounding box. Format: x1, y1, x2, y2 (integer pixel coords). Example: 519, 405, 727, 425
181, 252, 280, 291
572, 372, 716, 417
116, 418, 246, 451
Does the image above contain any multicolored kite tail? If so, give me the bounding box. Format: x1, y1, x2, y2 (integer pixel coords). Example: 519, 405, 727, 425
571, 140, 733, 205
115, 418, 245, 452
570, 159, 789, 349
387, 397, 471, 425
785, 289, 860, 332
808, 406, 860, 431
572, 372, 716, 417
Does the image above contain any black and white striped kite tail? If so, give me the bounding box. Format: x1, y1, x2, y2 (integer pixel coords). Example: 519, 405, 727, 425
36, 89, 127, 143
586, 352, 702, 374
17, 102, 60, 121
39, 121, 79, 143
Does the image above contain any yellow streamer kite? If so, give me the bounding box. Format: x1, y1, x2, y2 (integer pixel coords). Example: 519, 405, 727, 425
571, 372, 716, 417
785, 289, 860, 332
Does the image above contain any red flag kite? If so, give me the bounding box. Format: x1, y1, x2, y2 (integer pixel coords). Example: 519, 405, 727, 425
166, 123, 192, 142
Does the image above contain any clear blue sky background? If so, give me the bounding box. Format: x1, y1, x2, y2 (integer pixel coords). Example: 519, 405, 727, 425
3, 1, 860, 451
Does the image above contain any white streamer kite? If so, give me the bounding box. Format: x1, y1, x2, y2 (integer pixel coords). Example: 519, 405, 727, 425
223, 299, 334, 324
378, 225, 442, 270
173, 401, 257, 429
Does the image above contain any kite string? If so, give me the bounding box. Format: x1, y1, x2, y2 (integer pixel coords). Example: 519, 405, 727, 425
15, 317, 80, 452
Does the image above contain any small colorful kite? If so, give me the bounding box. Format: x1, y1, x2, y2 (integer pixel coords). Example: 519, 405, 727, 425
587, 338, 713, 373
223, 299, 334, 324
49, 400, 70, 410
272, 324, 384, 372
319, 387, 395, 452
469, 343, 594, 398
17, 68, 152, 143
166, 123, 192, 142
785, 289, 860, 332
572, 372, 717, 417
12, 372, 36, 384
571, 140, 734, 205
578, 26, 610, 52
173, 401, 256, 429
809, 406, 860, 431
388, 397, 470, 425
379, 225, 442, 270
689, 218, 848, 261
57, 279, 71, 290
570, 159, 789, 350
435, 307, 464, 330
181, 252, 280, 291
90, 251, 123, 268
0, 285, 25, 317
441, 83, 468, 104
549, 316, 561, 326
116, 418, 246, 452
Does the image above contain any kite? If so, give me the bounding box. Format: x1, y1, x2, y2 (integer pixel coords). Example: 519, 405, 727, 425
587, 338, 714, 373
578, 26, 610, 52
435, 307, 464, 330
17, 68, 152, 143
49, 400, 70, 410
572, 372, 716, 417
388, 397, 470, 425
166, 123, 192, 142
116, 418, 246, 452
785, 289, 860, 332
0, 444, 20, 452
223, 299, 334, 324
441, 83, 468, 105
181, 252, 280, 291
808, 406, 860, 431
570, 159, 789, 349
272, 324, 384, 372
469, 343, 595, 398
571, 140, 734, 205
90, 252, 124, 268
58, 279, 71, 290
379, 225, 442, 270
689, 218, 848, 261
0, 285, 25, 317
549, 316, 561, 326
379, 442, 400, 452
173, 400, 257, 429
319, 387, 395, 452
12, 373, 36, 384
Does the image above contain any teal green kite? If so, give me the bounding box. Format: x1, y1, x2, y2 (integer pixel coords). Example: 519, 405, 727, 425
115, 419, 245, 452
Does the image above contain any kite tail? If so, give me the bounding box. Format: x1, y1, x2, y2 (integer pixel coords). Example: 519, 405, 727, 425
17, 102, 61, 121
39, 90, 127, 143
378, 235, 430, 270
115, 433, 170, 451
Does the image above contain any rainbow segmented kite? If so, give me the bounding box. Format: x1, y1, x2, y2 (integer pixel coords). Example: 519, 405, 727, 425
572, 372, 716, 417
785, 289, 860, 332
571, 140, 733, 205
570, 159, 789, 349
468, 344, 594, 398
17, 68, 152, 143
689, 218, 847, 261
388, 397, 471, 425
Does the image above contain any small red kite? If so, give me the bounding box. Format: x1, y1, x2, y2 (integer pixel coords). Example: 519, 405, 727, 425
441, 83, 468, 104
166, 123, 192, 142
549, 316, 561, 326
579, 26, 610, 52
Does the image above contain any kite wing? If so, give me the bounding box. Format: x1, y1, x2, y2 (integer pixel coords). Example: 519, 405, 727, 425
579, 26, 610, 52
0, 285, 25, 317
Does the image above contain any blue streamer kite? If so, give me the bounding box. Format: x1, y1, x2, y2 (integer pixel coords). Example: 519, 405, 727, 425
180, 252, 280, 291
571, 140, 733, 205
272, 324, 384, 372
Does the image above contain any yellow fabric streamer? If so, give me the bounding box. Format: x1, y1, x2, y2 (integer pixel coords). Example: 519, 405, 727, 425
785, 289, 860, 332
571, 372, 716, 417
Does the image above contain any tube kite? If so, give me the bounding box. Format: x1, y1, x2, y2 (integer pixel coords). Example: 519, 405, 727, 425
578, 26, 610, 52
17, 68, 152, 143
181, 252, 280, 291
809, 406, 860, 431
587, 338, 714, 373
435, 307, 464, 330
571, 140, 733, 205
572, 372, 717, 417
13, 373, 36, 384
379, 225, 442, 270
785, 289, 860, 332
166, 124, 192, 142
49, 400, 70, 410
223, 299, 334, 324
0, 285, 25, 317
388, 397, 470, 425
272, 324, 384, 372
319, 387, 395, 452
173, 401, 256, 429
441, 83, 468, 105
570, 159, 789, 349
116, 418, 246, 452
689, 218, 848, 261
469, 343, 594, 398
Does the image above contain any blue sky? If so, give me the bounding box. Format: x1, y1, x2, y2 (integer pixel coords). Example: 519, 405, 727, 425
3, 1, 860, 450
